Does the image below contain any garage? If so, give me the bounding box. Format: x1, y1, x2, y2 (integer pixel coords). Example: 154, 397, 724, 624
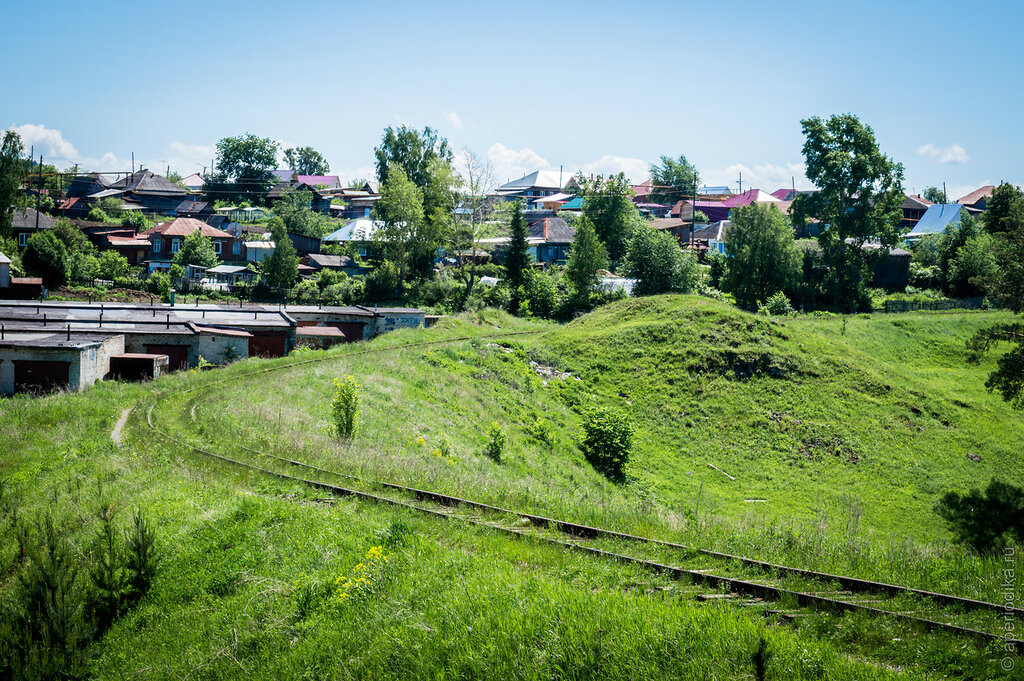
297, 320, 365, 343
145, 344, 190, 371
14, 360, 70, 394
249, 332, 288, 357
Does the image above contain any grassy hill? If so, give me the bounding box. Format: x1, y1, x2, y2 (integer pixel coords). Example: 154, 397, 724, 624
2, 299, 1022, 678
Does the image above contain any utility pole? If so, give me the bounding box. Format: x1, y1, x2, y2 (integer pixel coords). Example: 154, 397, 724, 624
943, 182, 947, 204
131, 152, 135, 175
739, 171, 743, 194
35, 155, 42, 230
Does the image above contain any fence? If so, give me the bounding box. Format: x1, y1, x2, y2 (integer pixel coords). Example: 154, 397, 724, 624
883, 297, 986, 313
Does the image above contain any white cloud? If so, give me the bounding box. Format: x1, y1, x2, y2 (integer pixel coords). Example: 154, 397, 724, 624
701, 161, 812, 193
917, 143, 969, 164
576, 155, 649, 183
445, 111, 463, 130
8, 123, 79, 161
487, 143, 551, 183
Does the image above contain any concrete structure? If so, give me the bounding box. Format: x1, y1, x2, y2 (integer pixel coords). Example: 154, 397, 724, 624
0, 331, 123, 395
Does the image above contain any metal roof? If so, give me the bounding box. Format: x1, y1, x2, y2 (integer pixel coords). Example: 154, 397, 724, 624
907, 204, 966, 237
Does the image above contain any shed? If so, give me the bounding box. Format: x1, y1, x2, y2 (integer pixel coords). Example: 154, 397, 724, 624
109, 353, 170, 381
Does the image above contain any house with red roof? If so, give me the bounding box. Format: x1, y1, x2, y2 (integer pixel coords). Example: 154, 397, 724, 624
957, 185, 996, 211
139, 218, 234, 272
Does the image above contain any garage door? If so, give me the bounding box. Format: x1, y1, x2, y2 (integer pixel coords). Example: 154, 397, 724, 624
14, 360, 70, 394
249, 333, 288, 357
145, 344, 189, 371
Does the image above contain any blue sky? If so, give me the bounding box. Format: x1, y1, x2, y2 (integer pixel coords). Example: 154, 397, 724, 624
2, 0, 1021, 199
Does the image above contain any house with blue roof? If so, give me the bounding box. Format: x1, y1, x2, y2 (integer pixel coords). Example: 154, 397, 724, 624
906, 204, 967, 240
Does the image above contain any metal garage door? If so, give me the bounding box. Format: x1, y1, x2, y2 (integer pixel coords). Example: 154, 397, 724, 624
14, 360, 70, 394
249, 333, 288, 357
145, 344, 190, 371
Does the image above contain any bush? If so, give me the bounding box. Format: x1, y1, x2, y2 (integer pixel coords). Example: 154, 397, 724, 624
120, 211, 146, 229
97, 251, 131, 281
758, 291, 794, 316
147, 271, 172, 301
579, 407, 633, 480
527, 272, 559, 318
364, 261, 400, 302
483, 422, 506, 463
331, 376, 360, 439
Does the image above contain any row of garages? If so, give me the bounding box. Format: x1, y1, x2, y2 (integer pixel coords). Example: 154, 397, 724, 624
0, 301, 424, 396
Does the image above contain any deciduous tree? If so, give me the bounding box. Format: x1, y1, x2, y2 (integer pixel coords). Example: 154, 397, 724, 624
922, 186, 947, 204
648, 154, 700, 206
205, 134, 279, 204
565, 215, 608, 302
621, 224, 699, 296
263, 219, 298, 291
722, 203, 802, 307
0, 130, 25, 239
172, 230, 218, 269
283, 146, 330, 176
373, 164, 424, 287
573, 172, 641, 264
792, 114, 905, 311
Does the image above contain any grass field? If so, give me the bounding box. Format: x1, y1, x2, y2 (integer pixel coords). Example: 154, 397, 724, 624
1, 298, 1022, 678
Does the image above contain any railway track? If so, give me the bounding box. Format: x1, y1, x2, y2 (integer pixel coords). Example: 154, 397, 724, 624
140, 329, 1023, 651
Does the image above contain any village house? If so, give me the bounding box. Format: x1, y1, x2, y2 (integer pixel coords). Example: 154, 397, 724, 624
10, 208, 56, 248
139, 218, 235, 272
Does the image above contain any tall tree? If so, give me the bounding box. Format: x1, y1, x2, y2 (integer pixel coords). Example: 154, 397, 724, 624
0, 130, 25, 239
922, 186, 947, 204
967, 184, 1024, 407
621, 224, 700, 296
273, 187, 334, 238
373, 164, 425, 287
505, 200, 532, 313
565, 215, 609, 302
722, 203, 802, 307
573, 172, 641, 264
263, 219, 298, 291
283, 146, 330, 176
205, 134, 279, 204
648, 154, 700, 206
982, 182, 1024, 236
374, 126, 452, 189
792, 114, 905, 311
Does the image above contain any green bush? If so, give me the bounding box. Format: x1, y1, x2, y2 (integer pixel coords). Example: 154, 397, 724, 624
120, 211, 146, 229
483, 422, 505, 463
579, 407, 633, 480
758, 291, 794, 316
331, 376, 360, 439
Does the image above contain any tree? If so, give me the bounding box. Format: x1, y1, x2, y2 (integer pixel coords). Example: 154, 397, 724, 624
205, 134, 279, 204
505, 200, 532, 313
621, 224, 700, 296
565, 215, 609, 302
935, 214, 996, 297
967, 184, 1024, 407
263, 219, 298, 291
573, 172, 641, 264
172, 230, 218, 268
373, 164, 424, 287
273, 187, 334, 238
374, 126, 452, 189
922, 186, 947, 204
648, 154, 700, 206
0, 130, 25, 239
792, 114, 905, 311
97, 251, 130, 280
283, 146, 330, 176
449, 149, 496, 310
982, 182, 1024, 236
23, 231, 69, 286
722, 203, 802, 307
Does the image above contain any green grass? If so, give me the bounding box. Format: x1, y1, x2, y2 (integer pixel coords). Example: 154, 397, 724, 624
1, 299, 1022, 678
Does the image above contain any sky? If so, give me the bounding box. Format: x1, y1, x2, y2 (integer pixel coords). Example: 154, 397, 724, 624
2, 0, 1022, 201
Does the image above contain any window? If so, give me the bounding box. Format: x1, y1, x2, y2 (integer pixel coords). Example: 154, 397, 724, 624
153, 237, 161, 253
18, 233, 26, 247
214, 240, 222, 255
171, 238, 180, 254
232, 241, 240, 255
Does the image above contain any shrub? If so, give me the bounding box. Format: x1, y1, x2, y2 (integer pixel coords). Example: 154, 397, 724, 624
97, 251, 131, 281
579, 406, 633, 480
527, 273, 558, 319
483, 422, 505, 463
147, 271, 172, 301
331, 376, 360, 439
120, 211, 146, 229
758, 291, 794, 316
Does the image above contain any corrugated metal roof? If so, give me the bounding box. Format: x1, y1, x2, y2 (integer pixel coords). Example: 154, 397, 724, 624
907, 204, 965, 237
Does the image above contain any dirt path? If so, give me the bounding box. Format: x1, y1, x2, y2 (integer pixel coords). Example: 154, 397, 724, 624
111, 407, 133, 445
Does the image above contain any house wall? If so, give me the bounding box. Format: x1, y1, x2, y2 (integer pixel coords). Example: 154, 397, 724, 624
0, 262, 8, 288
371, 311, 424, 337
198, 332, 249, 364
